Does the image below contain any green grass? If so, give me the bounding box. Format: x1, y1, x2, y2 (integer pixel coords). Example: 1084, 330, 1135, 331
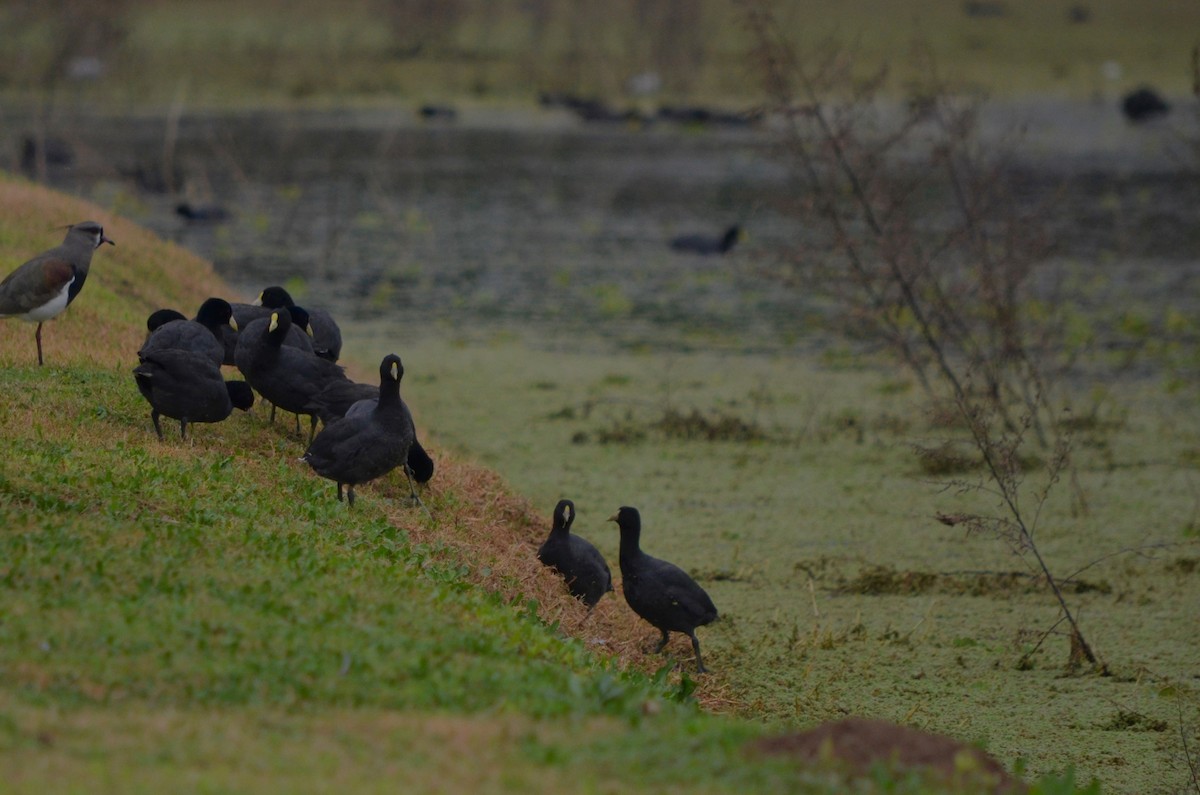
0, 368, 674, 718
0, 179, 1099, 792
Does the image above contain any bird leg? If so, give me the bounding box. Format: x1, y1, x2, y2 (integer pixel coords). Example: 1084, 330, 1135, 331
269, 403, 277, 423
346, 485, 356, 508
336, 482, 345, 502
179, 418, 189, 441
654, 629, 671, 654
307, 415, 318, 445
35, 322, 44, 366
403, 464, 432, 519
151, 410, 164, 441
689, 632, 708, 674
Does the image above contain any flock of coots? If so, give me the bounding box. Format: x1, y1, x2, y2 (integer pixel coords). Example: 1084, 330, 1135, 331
136, 286, 432, 508
3, 221, 719, 673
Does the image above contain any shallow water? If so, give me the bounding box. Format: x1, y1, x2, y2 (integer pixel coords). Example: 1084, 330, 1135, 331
7, 102, 1200, 357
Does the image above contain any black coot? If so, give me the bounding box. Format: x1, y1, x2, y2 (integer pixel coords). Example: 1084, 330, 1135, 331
301, 353, 416, 507
133, 348, 254, 439
609, 506, 718, 673
537, 499, 613, 610
234, 309, 347, 441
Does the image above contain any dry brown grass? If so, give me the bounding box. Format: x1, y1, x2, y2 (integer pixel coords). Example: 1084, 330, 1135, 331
371, 453, 739, 712
0, 173, 739, 712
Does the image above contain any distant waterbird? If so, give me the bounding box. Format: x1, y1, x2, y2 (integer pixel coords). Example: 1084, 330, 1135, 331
0, 221, 114, 365
133, 348, 254, 440
668, 224, 743, 256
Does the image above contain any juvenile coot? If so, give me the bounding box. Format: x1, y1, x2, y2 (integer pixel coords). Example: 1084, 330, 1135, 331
537, 499, 613, 610
301, 353, 416, 507
668, 224, 742, 256
609, 506, 718, 673
256, 285, 342, 362
234, 309, 347, 441
0, 221, 114, 365
133, 348, 254, 440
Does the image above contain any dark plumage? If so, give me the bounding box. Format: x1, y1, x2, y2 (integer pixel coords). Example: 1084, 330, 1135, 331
301, 353, 416, 507
145, 308, 187, 333
668, 224, 742, 256
405, 437, 436, 484
609, 506, 718, 673
538, 499, 613, 610
310, 377, 436, 484
1121, 87, 1170, 123
0, 221, 114, 365
175, 202, 231, 222
306, 378, 378, 423
223, 302, 313, 365
256, 285, 342, 362
139, 297, 234, 367
234, 309, 347, 441
133, 348, 254, 440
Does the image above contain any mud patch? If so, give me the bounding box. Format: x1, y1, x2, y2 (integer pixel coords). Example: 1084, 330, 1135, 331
748, 716, 1026, 793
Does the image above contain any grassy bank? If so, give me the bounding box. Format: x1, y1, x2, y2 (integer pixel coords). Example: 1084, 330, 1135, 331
0, 179, 1097, 792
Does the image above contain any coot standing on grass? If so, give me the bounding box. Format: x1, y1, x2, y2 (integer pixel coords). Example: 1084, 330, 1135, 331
234, 309, 346, 442
133, 348, 254, 440
316, 381, 436, 484
301, 353, 416, 507
537, 499, 614, 610
0, 221, 114, 365
609, 506, 718, 673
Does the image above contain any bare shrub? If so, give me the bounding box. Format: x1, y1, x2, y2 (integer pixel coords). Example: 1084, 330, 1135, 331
738, 0, 1103, 671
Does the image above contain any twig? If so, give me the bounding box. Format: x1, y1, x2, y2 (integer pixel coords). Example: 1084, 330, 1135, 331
1181, 698, 1200, 795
